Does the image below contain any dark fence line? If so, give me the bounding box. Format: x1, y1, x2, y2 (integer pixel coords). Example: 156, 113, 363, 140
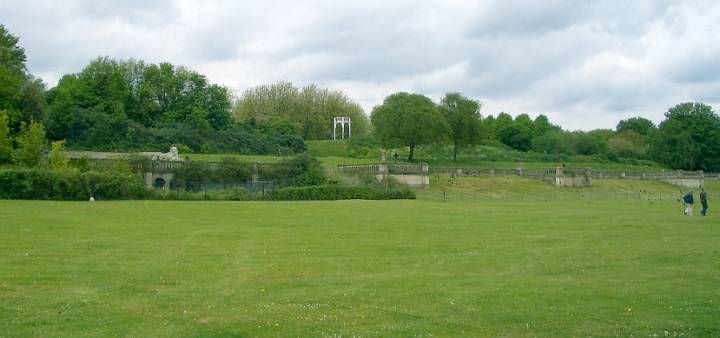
338, 163, 714, 186
415, 190, 720, 203
398, 165, 707, 181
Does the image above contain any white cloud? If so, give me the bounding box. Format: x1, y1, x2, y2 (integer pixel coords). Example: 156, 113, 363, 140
2, 0, 720, 130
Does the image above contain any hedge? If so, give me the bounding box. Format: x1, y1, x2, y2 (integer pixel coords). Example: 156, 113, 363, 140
0, 168, 146, 200
274, 185, 415, 201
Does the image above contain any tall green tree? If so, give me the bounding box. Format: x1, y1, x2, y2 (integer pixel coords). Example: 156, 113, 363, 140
371, 92, 449, 161
531, 131, 573, 154
533, 114, 557, 137
0, 25, 26, 113
0, 25, 47, 132
650, 102, 720, 171
13, 120, 47, 166
47, 57, 234, 149
234, 81, 370, 140
617, 117, 656, 136
48, 140, 69, 170
497, 114, 534, 151
0, 110, 11, 162
572, 131, 604, 155
438, 93, 482, 161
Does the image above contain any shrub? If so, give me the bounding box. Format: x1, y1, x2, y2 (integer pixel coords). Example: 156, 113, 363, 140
0, 168, 145, 200
274, 185, 415, 201
266, 154, 326, 187
146, 188, 252, 201
48, 140, 70, 170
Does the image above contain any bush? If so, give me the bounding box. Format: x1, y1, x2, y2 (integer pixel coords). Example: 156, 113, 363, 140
274, 185, 415, 201
0, 168, 145, 200
265, 154, 326, 187
145, 188, 252, 201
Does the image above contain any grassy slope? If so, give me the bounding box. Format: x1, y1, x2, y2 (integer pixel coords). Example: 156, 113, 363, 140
416, 175, 720, 201
187, 140, 668, 171
185, 152, 666, 172
1, 199, 718, 337
184, 153, 371, 168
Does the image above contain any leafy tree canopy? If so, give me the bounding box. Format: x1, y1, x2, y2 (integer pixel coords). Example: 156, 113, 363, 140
617, 117, 656, 136
0, 25, 47, 132
438, 92, 482, 161
46, 57, 234, 149
650, 102, 720, 171
234, 82, 370, 140
371, 92, 450, 161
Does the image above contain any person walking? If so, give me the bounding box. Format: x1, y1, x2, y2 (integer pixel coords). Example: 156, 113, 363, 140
700, 188, 708, 216
683, 190, 695, 216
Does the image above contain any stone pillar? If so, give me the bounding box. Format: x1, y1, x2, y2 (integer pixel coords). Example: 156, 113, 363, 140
252, 164, 259, 182
378, 164, 388, 175
555, 167, 563, 187
585, 168, 592, 186
422, 164, 430, 187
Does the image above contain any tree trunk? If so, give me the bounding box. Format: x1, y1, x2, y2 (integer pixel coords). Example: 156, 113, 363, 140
453, 143, 458, 162
408, 144, 415, 162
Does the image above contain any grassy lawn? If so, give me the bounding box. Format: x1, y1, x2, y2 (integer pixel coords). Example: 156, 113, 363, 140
1, 197, 718, 337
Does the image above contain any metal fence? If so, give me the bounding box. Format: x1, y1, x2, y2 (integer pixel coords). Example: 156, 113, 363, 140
414, 190, 719, 203
429, 166, 705, 180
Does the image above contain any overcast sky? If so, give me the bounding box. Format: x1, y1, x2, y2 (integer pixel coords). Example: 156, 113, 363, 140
2, 0, 719, 130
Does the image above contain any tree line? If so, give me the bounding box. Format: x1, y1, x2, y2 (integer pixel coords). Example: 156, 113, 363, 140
2, 24, 719, 171
1, 25, 352, 161
371, 92, 720, 171
234, 81, 370, 140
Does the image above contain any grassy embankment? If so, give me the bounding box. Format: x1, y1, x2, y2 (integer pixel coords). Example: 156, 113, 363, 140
417, 175, 720, 201
188, 140, 669, 172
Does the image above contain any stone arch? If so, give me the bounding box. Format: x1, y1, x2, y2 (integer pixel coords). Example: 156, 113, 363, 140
153, 177, 166, 189
144, 172, 174, 190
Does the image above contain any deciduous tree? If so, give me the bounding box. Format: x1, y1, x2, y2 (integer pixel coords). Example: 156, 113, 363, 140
371, 92, 450, 161
0, 110, 11, 162
13, 120, 46, 166
650, 102, 720, 171
438, 93, 482, 161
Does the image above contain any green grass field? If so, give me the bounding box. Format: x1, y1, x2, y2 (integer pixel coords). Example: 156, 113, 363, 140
1, 189, 718, 336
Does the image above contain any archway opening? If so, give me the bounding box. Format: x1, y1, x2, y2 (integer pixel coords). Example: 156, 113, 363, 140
153, 177, 166, 189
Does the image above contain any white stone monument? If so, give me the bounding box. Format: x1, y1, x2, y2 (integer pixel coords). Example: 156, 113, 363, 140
332, 117, 351, 140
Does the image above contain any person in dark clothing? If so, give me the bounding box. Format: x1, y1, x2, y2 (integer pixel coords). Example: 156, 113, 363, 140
683, 191, 694, 216
700, 188, 708, 216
